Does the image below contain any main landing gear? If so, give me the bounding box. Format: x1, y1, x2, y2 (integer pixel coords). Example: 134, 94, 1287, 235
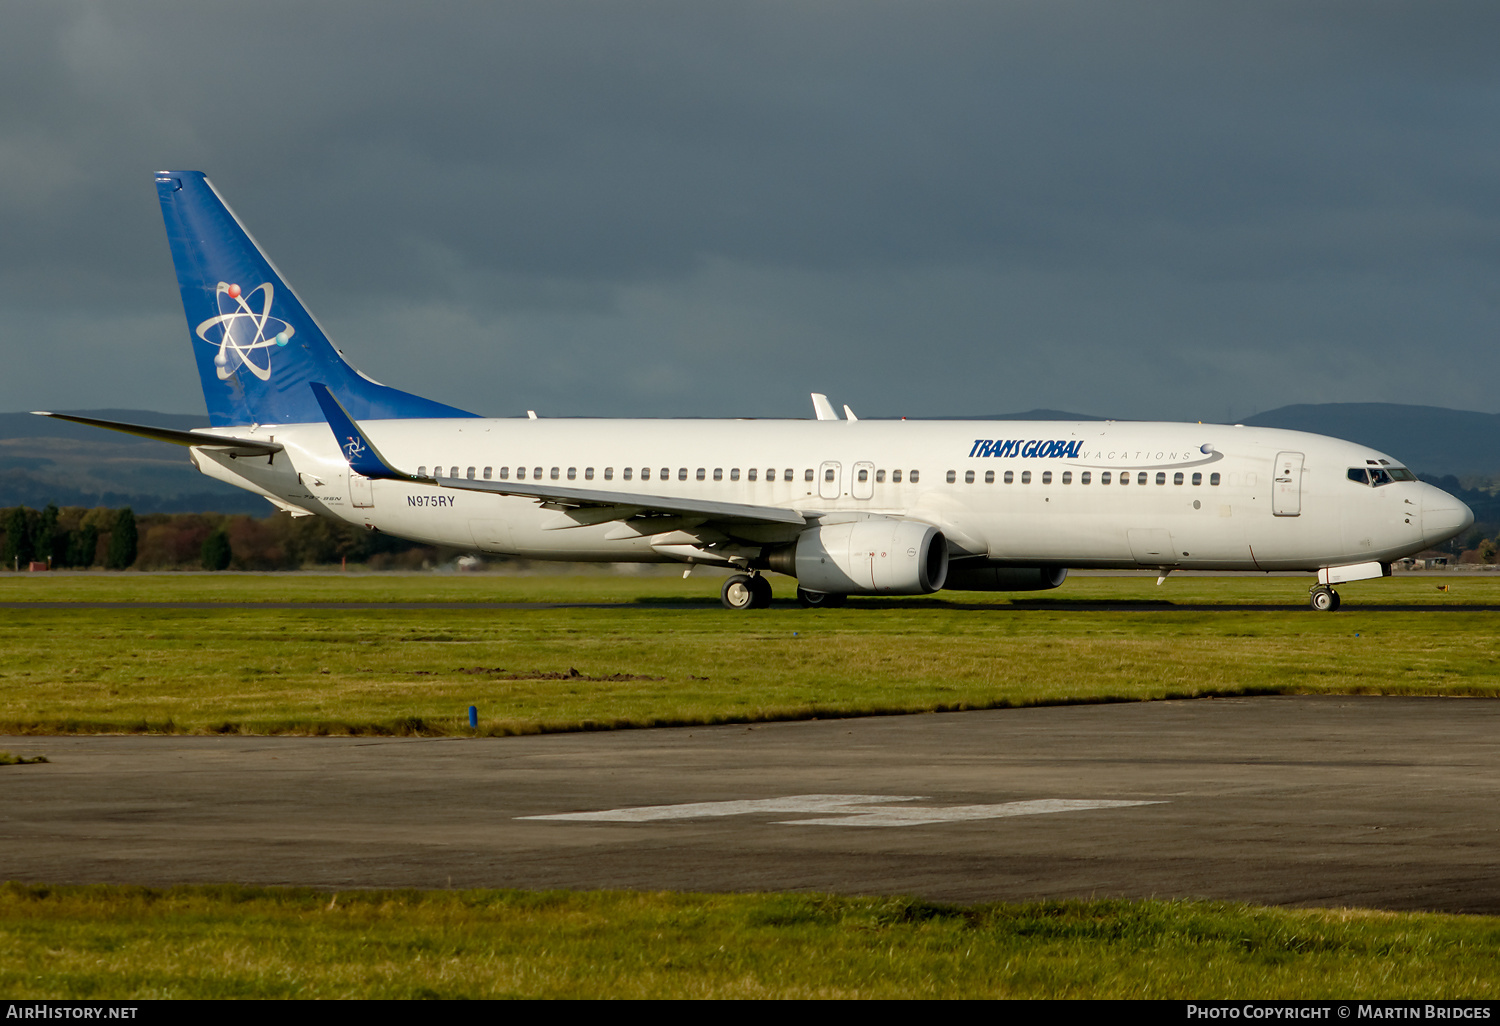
796, 588, 846, 609
1309, 584, 1341, 612
721, 572, 774, 610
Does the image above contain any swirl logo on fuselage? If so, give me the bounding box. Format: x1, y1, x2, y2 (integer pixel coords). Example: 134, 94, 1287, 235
195, 282, 295, 382
342, 435, 367, 462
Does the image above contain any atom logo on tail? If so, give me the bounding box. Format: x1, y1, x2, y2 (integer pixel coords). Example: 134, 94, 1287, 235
195, 281, 295, 381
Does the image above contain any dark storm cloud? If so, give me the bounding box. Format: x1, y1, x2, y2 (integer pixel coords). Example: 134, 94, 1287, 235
1, 1, 1498, 420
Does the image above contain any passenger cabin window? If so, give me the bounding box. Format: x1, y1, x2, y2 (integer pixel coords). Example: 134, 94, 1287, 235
451, 466, 460, 478
1192, 472, 1201, 485
551, 467, 560, 480
567, 468, 576, 480
1061, 471, 1071, 484
1081, 472, 1091, 484
584, 468, 594, 480
604, 467, 613, 480
858, 469, 869, 482
1138, 472, 1148, 485
467, 467, 476, 480
1120, 472, 1129, 485
1004, 470, 1014, 484
748, 469, 757, 481
1101, 472, 1111, 484
785, 469, 794, 482
825, 468, 835, 482
641, 468, 650, 481
1155, 472, 1165, 485
910, 470, 920, 483
805, 469, 814, 482
660, 467, 669, 480
1210, 473, 1221, 486
947, 470, 957, 483
711, 468, 722, 481
1042, 471, 1052, 484
984, 470, 994, 484
892, 470, 902, 483
623, 467, 632, 480
533, 467, 542, 480
1173, 472, 1183, 485
876, 470, 886, 483
1021, 470, 1032, 484
729, 469, 738, 481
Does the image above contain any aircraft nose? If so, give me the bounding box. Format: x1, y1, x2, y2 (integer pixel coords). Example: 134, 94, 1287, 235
1420, 485, 1474, 546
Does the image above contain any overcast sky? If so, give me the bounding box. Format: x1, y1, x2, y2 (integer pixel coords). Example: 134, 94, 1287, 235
2, 1, 1497, 422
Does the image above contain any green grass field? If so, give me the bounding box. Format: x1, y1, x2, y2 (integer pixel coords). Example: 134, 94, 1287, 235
1, 885, 1496, 999
0, 572, 1496, 736
3, 572, 1496, 1000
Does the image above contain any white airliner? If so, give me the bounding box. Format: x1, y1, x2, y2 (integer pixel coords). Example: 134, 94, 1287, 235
37, 172, 1473, 611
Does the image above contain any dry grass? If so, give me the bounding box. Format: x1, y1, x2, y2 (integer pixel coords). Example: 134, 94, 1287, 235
1, 885, 1497, 999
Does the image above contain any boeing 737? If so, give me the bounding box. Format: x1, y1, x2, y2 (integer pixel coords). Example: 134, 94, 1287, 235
36, 172, 1474, 610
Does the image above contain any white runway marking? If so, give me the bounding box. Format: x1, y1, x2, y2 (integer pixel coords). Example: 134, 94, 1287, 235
521, 794, 1165, 828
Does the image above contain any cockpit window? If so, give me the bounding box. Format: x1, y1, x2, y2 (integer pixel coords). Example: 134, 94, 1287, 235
1350, 465, 1413, 486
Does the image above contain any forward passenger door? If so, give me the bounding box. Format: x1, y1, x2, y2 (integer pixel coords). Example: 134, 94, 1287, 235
1273, 452, 1304, 517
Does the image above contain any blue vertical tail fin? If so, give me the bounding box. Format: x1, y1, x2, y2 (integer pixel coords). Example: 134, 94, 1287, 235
155, 171, 477, 427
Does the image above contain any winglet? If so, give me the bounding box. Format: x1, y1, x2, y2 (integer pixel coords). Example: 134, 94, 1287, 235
810, 393, 839, 421
310, 382, 415, 480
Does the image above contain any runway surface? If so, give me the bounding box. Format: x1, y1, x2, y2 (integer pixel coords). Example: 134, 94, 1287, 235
3, 696, 1497, 912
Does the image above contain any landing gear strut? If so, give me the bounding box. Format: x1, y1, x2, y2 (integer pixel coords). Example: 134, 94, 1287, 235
1309, 585, 1341, 612
722, 573, 774, 610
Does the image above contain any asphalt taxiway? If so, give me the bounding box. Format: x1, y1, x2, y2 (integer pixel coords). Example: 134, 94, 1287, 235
3, 696, 1496, 911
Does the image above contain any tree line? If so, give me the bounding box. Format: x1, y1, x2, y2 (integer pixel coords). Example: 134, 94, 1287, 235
1, 506, 434, 571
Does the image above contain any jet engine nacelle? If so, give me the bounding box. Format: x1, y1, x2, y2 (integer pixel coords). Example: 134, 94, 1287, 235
943, 565, 1068, 592
768, 519, 948, 594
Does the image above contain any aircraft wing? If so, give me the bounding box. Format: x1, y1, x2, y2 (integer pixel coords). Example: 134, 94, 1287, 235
31, 411, 284, 457
433, 475, 808, 526
310, 382, 808, 529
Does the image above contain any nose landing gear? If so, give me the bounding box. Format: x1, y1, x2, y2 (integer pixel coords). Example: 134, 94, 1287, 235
721, 572, 774, 610
1309, 584, 1341, 612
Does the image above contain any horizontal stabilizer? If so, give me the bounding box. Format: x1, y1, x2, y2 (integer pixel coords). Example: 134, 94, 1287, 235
31, 411, 283, 456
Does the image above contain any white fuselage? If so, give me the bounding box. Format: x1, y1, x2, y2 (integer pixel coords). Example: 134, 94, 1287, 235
190, 417, 1471, 574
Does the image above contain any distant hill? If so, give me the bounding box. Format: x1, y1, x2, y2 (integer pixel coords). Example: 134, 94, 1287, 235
945, 408, 1107, 421
3, 403, 1497, 516
1242, 404, 1500, 479
0, 410, 210, 440
0, 409, 268, 514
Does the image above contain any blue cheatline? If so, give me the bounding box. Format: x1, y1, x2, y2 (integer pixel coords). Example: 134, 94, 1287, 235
156, 170, 477, 427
